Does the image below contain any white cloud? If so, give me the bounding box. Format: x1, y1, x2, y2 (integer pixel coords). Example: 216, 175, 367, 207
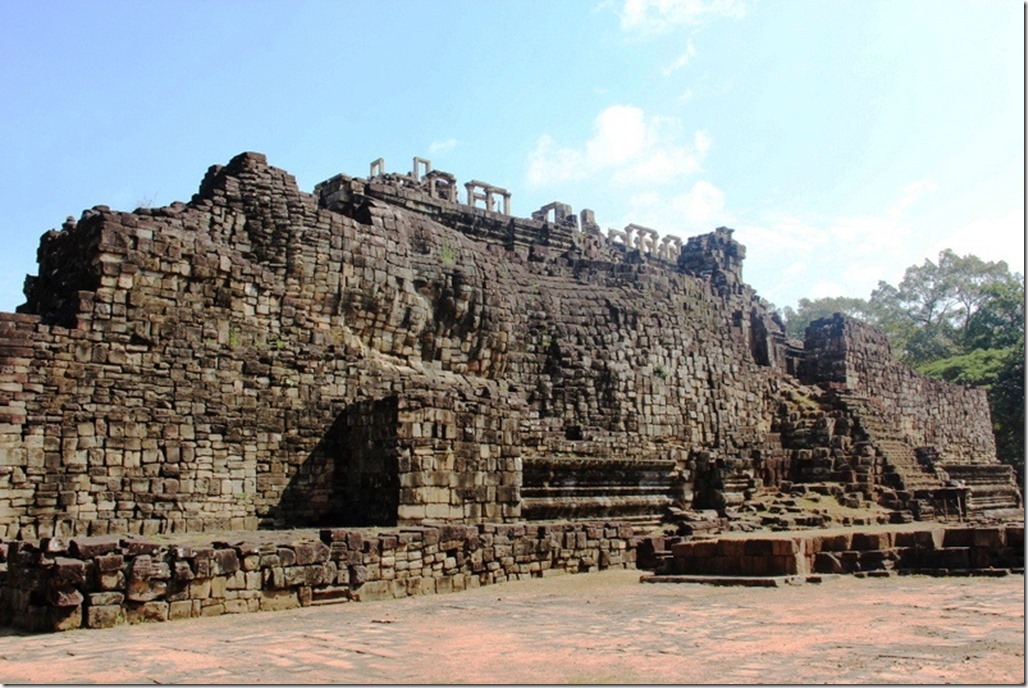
932, 206, 1026, 273
733, 212, 825, 256
619, 0, 746, 35
662, 39, 697, 75
886, 178, 937, 219
429, 138, 458, 154
625, 179, 727, 232
727, 181, 969, 307
527, 105, 710, 188
693, 129, 712, 157
827, 215, 906, 251
527, 134, 588, 186
586, 105, 648, 166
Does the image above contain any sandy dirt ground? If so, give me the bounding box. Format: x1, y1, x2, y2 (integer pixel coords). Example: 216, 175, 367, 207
0, 568, 1022, 684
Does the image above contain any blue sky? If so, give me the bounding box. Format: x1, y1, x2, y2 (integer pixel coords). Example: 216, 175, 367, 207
0, 0, 1023, 313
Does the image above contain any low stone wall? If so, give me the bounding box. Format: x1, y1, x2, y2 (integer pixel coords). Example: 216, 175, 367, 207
667, 524, 1025, 577
0, 521, 637, 633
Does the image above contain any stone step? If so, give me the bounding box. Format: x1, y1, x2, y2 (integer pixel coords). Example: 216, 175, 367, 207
521, 494, 674, 522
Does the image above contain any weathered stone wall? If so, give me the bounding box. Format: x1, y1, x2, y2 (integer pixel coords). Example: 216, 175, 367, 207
0, 152, 1013, 538
1, 521, 1022, 633
0, 152, 790, 537
801, 315, 996, 463
0, 521, 637, 632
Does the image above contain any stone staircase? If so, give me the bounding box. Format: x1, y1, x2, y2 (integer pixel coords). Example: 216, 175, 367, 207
835, 393, 943, 492
938, 463, 1023, 518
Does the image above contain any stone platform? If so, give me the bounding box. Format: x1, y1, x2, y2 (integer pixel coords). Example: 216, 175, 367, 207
655, 522, 1024, 578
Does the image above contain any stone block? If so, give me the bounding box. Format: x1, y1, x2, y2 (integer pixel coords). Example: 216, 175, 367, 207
851, 532, 893, 551
50, 605, 83, 632
48, 586, 84, 608
89, 591, 124, 606
69, 535, 121, 559
972, 527, 1005, 549
743, 539, 774, 557
223, 599, 248, 614
894, 529, 942, 550
716, 540, 744, 558
260, 589, 299, 611
943, 528, 975, 548
120, 539, 161, 557
925, 547, 971, 569
200, 602, 225, 617
188, 578, 211, 599
98, 570, 126, 591
212, 549, 239, 575
126, 601, 169, 624
94, 553, 125, 573
126, 578, 166, 603
813, 533, 852, 552
168, 599, 193, 620
814, 551, 844, 574
350, 579, 392, 602
86, 604, 125, 629
52, 557, 87, 586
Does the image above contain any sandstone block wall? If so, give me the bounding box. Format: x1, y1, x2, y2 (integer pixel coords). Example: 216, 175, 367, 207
0, 152, 1014, 537
802, 315, 996, 463
0, 521, 637, 632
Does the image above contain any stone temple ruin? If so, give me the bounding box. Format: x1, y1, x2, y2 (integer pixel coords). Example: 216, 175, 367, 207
0, 151, 1022, 541
0, 152, 1023, 632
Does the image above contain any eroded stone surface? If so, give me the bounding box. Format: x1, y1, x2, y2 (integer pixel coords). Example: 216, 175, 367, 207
0, 152, 1019, 542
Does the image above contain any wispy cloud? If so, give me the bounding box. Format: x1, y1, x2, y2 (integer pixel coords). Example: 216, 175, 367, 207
616, 180, 727, 236
527, 104, 710, 188
729, 181, 965, 305
886, 178, 937, 219
429, 138, 458, 154
662, 39, 697, 75
618, 0, 746, 35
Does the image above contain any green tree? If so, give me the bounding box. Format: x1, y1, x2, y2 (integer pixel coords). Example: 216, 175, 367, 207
965, 276, 1025, 350
989, 336, 1025, 482
783, 296, 872, 339
868, 250, 1023, 364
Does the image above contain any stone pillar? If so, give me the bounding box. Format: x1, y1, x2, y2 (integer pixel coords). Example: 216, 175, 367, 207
412, 157, 431, 182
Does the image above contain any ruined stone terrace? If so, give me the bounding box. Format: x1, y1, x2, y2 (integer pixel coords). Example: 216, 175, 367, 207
0, 151, 1018, 544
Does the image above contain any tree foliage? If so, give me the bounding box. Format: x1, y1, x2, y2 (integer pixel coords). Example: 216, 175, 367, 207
782, 296, 873, 339
989, 336, 1025, 482
868, 250, 1024, 364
